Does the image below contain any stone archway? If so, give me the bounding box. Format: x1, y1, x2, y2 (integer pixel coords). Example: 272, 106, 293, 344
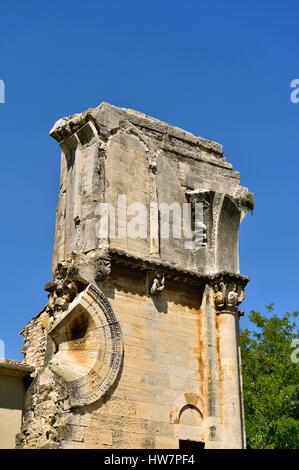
171, 393, 204, 446
48, 284, 123, 407
170, 392, 203, 424
217, 196, 240, 272
17, 284, 123, 448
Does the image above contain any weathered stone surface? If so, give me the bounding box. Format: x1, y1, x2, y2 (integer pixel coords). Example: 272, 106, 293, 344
18, 102, 251, 449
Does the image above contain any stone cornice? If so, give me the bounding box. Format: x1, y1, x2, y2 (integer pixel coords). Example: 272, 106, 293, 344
49, 102, 237, 170
108, 248, 249, 287
50, 102, 222, 152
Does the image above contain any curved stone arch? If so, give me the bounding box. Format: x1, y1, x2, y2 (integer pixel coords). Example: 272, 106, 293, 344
216, 195, 241, 272
48, 283, 123, 408
170, 392, 203, 424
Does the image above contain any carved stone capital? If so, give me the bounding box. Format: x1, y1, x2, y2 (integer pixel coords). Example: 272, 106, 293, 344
211, 274, 247, 315
95, 253, 112, 283
44, 256, 86, 321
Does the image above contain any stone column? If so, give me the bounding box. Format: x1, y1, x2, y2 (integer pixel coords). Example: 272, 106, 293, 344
200, 285, 221, 449
213, 277, 247, 448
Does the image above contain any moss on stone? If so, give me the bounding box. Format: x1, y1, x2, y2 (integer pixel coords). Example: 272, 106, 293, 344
240, 192, 255, 212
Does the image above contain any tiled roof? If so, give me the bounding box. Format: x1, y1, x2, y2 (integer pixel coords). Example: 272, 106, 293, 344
0, 358, 35, 377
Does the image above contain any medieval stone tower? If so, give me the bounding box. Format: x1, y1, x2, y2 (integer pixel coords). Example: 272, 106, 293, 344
18, 102, 251, 449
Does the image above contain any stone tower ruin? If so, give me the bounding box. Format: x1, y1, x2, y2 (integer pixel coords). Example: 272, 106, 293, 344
18, 102, 251, 449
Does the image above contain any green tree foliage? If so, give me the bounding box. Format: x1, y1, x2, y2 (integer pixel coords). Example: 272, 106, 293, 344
240, 304, 299, 448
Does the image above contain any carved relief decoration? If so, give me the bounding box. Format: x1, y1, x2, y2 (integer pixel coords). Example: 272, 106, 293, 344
95, 253, 112, 283
213, 280, 245, 314
150, 273, 165, 296
47, 283, 123, 408
44, 257, 85, 321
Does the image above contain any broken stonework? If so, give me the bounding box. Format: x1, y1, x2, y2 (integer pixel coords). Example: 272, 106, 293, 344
19, 102, 252, 449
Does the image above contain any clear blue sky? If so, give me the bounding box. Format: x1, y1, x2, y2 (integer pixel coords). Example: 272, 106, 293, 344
0, 1, 298, 359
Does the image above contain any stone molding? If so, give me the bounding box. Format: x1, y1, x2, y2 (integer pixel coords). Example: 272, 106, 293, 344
49, 102, 223, 157
108, 247, 249, 287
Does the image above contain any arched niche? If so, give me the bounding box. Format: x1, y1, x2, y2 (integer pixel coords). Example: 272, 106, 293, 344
170, 392, 203, 424
179, 404, 203, 426
217, 196, 240, 272
171, 393, 205, 446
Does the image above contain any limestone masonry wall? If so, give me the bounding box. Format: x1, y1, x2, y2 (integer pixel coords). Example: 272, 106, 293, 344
18, 102, 251, 449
